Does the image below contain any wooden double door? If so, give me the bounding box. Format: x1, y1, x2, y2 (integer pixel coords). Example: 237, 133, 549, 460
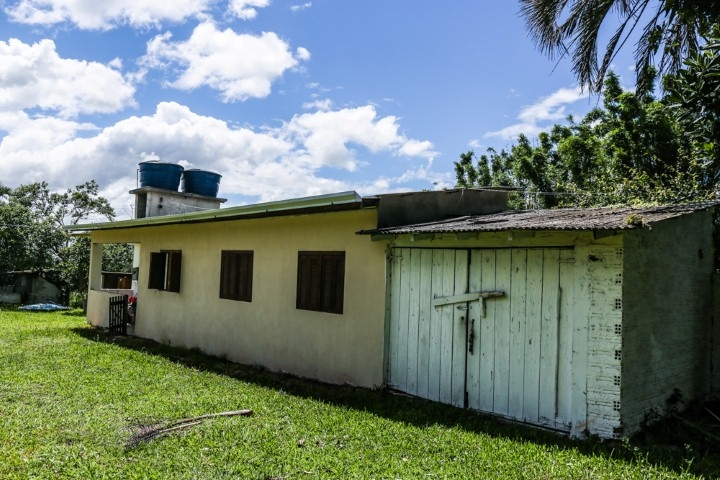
387, 247, 575, 430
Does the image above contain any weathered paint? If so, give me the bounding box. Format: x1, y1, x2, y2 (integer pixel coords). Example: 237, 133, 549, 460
388, 216, 716, 438
86, 208, 387, 388
621, 212, 715, 434
584, 246, 623, 438
387, 245, 579, 431
133, 187, 224, 218
387, 231, 629, 436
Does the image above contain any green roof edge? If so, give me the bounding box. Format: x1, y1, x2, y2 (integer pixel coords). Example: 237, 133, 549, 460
66, 190, 363, 232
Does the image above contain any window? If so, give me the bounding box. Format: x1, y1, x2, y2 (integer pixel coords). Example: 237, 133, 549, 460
148, 250, 182, 292
219, 250, 253, 302
296, 251, 345, 314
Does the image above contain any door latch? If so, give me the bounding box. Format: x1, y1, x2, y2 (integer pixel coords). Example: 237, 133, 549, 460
468, 318, 475, 354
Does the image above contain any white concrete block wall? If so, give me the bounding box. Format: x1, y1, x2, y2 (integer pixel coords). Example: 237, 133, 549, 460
585, 247, 624, 438
621, 211, 715, 434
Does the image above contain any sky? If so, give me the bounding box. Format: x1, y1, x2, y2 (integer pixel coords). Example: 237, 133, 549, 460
0, 0, 636, 220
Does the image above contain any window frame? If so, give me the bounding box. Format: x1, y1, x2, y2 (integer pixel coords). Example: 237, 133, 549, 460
148, 250, 182, 293
219, 250, 254, 302
296, 251, 345, 314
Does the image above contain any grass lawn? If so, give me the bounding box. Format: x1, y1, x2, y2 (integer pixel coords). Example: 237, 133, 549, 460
0, 308, 718, 479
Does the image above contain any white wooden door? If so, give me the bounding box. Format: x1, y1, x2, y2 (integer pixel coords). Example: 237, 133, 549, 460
388, 248, 468, 406
388, 247, 574, 430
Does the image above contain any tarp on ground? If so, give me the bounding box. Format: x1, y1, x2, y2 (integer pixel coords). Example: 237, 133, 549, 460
19, 303, 70, 311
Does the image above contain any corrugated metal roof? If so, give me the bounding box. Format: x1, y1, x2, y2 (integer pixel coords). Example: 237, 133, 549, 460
358, 202, 719, 235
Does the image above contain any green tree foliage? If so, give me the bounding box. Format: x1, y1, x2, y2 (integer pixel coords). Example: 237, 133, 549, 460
59, 237, 93, 307
519, 0, 720, 93
102, 243, 134, 273
0, 181, 128, 305
665, 28, 720, 188
0, 186, 63, 273
0, 203, 37, 273
455, 72, 708, 208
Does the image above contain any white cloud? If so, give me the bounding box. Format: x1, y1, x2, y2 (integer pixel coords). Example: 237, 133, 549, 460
517, 87, 586, 123
485, 86, 588, 140
280, 105, 436, 171
0, 102, 435, 213
108, 57, 123, 70
391, 159, 453, 191
143, 21, 307, 102
397, 139, 434, 158
0, 38, 136, 118
302, 99, 333, 111
228, 0, 269, 20
290, 2, 312, 12
295, 47, 311, 61
4, 0, 213, 29
485, 122, 545, 141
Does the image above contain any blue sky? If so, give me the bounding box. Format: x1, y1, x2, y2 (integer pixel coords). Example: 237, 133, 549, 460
0, 1, 635, 219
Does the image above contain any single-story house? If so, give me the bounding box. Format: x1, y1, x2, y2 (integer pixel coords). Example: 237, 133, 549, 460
0, 271, 62, 304
68, 189, 719, 439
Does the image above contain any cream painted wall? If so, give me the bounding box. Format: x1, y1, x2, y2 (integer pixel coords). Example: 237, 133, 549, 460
87, 288, 133, 327
88, 208, 387, 388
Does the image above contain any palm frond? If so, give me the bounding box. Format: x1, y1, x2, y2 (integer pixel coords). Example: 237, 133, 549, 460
519, 0, 563, 58
567, 0, 621, 91
519, 0, 714, 93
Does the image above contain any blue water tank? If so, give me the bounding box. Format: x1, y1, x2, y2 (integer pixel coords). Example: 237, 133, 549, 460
138, 161, 184, 191
181, 169, 222, 198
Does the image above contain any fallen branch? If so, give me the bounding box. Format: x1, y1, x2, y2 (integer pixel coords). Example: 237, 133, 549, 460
673, 414, 720, 443
127, 409, 253, 448
705, 406, 720, 424
166, 409, 253, 427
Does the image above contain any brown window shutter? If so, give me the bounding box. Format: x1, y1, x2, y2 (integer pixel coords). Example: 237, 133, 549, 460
239, 253, 253, 301
149, 252, 166, 290
167, 251, 182, 292
220, 250, 253, 302
297, 251, 345, 314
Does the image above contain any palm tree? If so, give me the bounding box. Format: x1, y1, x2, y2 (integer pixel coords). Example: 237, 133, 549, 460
519, 0, 720, 93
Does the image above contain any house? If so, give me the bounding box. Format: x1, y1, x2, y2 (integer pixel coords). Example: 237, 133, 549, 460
75, 191, 390, 388
69, 187, 719, 439
360, 201, 719, 438
0, 271, 62, 304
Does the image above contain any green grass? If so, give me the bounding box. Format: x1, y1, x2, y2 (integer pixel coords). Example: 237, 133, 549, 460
0, 307, 718, 479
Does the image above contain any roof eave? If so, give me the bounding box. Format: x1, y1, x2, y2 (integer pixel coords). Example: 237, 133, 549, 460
66, 190, 365, 233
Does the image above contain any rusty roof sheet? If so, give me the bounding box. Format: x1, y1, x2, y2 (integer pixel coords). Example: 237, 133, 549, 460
359, 202, 719, 235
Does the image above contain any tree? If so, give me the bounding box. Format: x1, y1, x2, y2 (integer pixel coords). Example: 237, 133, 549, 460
59, 239, 133, 309
0, 203, 36, 274
0, 192, 62, 273
59, 237, 93, 307
455, 151, 490, 188
102, 243, 134, 273
455, 72, 704, 208
1, 181, 120, 306
10, 180, 114, 228
519, 0, 720, 93
665, 28, 720, 190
